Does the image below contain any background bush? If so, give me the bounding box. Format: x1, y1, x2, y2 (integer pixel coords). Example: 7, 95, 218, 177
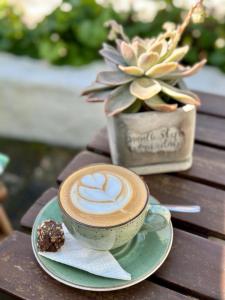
0, 0, 225, 72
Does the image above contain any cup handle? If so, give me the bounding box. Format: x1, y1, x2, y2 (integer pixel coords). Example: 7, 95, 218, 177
141, 204, 171, 233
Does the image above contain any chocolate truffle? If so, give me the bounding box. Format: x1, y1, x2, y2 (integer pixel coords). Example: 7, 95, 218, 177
37, 220, 64, 252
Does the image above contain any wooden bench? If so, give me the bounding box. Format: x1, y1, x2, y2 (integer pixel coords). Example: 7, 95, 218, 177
0, 90, 225, 300
0, 182, 12, 240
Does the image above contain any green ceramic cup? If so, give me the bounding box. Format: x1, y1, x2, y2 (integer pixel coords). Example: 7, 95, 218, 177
61, 201, 170, 251
59, 172, 170, 251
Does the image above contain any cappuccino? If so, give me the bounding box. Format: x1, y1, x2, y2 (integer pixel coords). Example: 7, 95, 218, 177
59, 164, 148, 227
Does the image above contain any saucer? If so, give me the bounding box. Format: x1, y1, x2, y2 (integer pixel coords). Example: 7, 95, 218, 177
31, 196, 173, 291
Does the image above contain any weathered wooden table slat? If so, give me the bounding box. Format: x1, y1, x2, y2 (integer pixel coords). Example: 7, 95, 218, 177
0, 232, 193, 300
196, 90, 225, 117
57, 150, 111, 184
196, 113, 225, 149
0, 90, 225, 300
87, 129, 225, 189
21, 188, 58, 229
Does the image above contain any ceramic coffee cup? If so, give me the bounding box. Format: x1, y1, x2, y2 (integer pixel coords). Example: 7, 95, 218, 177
59, 164, 170, 251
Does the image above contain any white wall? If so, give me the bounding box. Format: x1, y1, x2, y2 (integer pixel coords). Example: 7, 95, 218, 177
0, 53, 105, 148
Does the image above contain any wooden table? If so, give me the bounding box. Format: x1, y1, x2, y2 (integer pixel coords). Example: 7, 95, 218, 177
0, 90, 225, 300
0, 182, 12, 240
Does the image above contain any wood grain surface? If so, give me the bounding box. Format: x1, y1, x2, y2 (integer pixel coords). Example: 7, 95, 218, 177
0, 232, 195, 300
87, 128, 225, 189
196, 90, 225, 118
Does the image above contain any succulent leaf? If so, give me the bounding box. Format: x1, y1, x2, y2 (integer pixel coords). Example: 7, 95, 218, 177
130, 78, 161, 100
149, 40, 168, 57
120, 41, 137, 65
86, 89, 112, 102
175, 59, 206, 77
160, 59, 207, 79
131, 40, 146, 57
124, 99, 142, 113
146, 62, 178, 78
164, 46, 189, 62
137, 52, 160, 71
105, 85, 136, 116
105, 20, 129, 42
144, 95, 178, 112
99, 49, 125, 65
96, 71, 134, 86
118, 65, 144, 76
81, 82, 108, 96
104, 59, 118, 71
102, 43, 117, 52
160, 81, 200, 106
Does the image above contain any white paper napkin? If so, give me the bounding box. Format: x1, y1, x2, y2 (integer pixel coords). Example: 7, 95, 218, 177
39, 224, 131, 281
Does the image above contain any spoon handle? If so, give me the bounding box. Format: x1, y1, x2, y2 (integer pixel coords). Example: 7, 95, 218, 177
152, 204, 201, 213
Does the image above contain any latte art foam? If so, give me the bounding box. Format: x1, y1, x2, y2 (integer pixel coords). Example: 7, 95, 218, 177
59, 164, 148, 227
70, 172, 132, 214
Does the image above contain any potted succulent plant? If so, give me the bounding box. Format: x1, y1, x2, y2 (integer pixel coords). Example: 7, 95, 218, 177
82, 1, 207, 175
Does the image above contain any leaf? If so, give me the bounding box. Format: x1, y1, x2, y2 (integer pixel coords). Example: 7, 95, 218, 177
105, 85, 136, 116
96, 71, 133, 86
176, 59, 207, 77
137, 52, 160, 71
102, 43, 118, 52
160, 59, 207, 79
102, 44, 122, 69
124, 99, 142, 113
144, 95, 178, 112
105, 20, 129, 42
131, 40, 146, 57
119, 41, 136, 65
130, 78, 161, 100
86, 89, 112, 102
164, 45, 189, 62
104, 58, 118, 71
81, 82, 108, 96
146, 62, 178, 78
118, 65, 144, 76
99, 49, 125, 65
149, 40, 168, 57
160, 81, 201, 106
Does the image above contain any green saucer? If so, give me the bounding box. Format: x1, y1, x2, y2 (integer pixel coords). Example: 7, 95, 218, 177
31, 196, 173, 291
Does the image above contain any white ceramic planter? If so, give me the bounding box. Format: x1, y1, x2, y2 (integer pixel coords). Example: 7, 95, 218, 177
107, 104, 196, 175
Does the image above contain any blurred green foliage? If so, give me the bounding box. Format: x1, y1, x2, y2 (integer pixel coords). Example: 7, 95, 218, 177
0, 0, 225, 71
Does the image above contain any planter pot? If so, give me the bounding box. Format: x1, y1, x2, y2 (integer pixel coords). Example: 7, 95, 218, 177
107, 104, 196, 175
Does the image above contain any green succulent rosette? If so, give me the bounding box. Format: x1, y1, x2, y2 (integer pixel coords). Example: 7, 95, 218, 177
82, 1, 206, 116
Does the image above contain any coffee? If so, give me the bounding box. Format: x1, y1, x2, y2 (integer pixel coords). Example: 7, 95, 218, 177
59, 164, 148, 227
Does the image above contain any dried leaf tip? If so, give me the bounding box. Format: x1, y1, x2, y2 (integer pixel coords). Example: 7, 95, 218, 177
104, 20, 129, 42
